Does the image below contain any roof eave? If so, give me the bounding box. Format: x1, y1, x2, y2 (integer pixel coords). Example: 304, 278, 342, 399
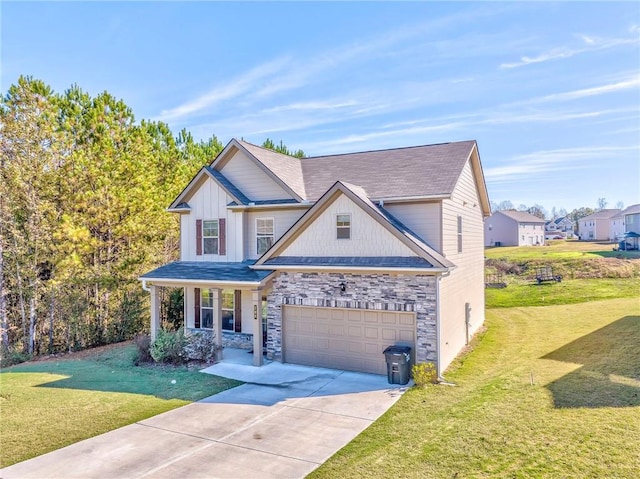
250, 264, 451, 274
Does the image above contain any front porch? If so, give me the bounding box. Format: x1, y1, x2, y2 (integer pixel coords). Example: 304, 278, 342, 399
140, 261, 274, 367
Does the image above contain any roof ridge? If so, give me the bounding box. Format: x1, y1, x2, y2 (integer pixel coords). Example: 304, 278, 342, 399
303, 140, 476, 160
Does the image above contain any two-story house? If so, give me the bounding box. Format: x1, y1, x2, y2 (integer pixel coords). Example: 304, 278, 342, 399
484, 210, 546, 246
140, 139, 491, 377
578, 209, 621, 241
545, 217, 574, 240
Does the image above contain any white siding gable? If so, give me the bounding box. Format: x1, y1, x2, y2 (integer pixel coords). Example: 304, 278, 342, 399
180, 177, 243, 262
220, 150, 293, 201
281, 194, 417, 257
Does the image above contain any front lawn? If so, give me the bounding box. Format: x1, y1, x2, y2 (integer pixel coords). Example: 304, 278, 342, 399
309, 297, 640, 478
0, 343, 241, 468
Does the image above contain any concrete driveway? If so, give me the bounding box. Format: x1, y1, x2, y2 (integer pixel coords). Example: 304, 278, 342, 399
1, 353, 408, 479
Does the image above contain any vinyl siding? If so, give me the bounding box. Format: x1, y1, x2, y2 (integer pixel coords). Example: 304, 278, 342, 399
438, 159, 486, 372
245, 208, 306, 260
179, 178, 242, 262
281, 194, 418, 257
220, 150, 293, 201
384, 202, 442, 251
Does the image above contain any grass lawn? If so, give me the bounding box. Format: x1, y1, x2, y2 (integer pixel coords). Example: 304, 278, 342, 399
310, 297, 640, 479
485, 240, 640, 261
0, 343, 241, 468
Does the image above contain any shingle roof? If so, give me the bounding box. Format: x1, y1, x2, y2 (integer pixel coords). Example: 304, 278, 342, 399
236, 140, 306, 199
204, 166, 251, 205
239, 140, 477, 201
140, 261, 273, 283
580, 209, 621, 221
497, 210, 546, 223
262, 256, 434, 268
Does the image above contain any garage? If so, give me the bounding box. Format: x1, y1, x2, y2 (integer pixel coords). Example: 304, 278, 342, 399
282, 305, 415, 375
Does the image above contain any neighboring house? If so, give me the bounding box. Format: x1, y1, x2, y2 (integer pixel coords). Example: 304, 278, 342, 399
578, 209, 621, 241
484, 210, 546, 246
620, 204, 640, 249
544, 216, 574, 240
140, 138, 491, 377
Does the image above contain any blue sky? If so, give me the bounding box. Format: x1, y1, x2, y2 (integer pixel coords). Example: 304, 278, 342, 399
3, 1, 639, 215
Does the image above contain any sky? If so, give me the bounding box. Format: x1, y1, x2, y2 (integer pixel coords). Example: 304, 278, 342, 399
2, 1, 639, 215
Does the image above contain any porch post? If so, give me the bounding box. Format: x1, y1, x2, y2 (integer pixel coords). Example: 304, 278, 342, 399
212, 288, 223, 360
150, 285, 161, 341
251, 289, 263, 366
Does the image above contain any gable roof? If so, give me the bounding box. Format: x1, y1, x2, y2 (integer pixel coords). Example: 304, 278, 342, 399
168, 165, 249, 210
254, 180, 454, 271
615, 204, 640, 218
580, 209, 621, 221
496, 210, 546, 223
211, 139, 305, 201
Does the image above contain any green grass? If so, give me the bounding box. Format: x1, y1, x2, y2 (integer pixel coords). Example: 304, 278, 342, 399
485, 240, 640, 261
0, 343, 241, 468
310, 297, 640, 478
486, 277, 640, 308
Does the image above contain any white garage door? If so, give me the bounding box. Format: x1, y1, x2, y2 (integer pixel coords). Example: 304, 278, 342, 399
282, 306, 415, 375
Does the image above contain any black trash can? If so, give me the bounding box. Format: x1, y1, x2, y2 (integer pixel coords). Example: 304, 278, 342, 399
383, 345, 412, 385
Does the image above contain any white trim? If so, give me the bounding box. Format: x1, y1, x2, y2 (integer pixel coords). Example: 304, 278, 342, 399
137, 278, 271, 288
228, 203, 312, 211
256, 217, 276, 255
250, 265, 451, 274
436, 275, 443, 379
369, 194, 450, 203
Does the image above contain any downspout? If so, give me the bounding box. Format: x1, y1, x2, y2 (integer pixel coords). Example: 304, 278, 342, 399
435, 273, 443, 380
141, 279, 150, 292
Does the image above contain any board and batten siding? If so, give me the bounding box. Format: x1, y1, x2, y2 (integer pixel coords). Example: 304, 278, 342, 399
383, 202, 442, 251
179, 177, 243, 262
220, 150, 293, 201
245, 208, 305, 260
281, 194, 418, 257
438, 159, 486, 372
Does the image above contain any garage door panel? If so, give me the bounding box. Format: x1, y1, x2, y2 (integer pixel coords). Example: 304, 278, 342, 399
283, 306, 415, 375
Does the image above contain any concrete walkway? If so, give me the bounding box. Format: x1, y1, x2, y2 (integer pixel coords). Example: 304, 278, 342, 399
1, 350, 408, 479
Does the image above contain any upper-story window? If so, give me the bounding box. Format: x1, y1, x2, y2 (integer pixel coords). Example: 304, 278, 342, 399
203, 220, 219, 254
337, 214, 351, 239
256, 218, 275, 255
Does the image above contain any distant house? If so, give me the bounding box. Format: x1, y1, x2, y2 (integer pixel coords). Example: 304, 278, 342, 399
620, 204, 640, 250
544, 216, 574, 239
578, 209, 621, 241
484, 210, 546, 246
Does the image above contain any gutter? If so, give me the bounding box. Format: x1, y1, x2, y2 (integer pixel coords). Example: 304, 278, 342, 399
227, 203, 313, 211
250, 265, 451, 274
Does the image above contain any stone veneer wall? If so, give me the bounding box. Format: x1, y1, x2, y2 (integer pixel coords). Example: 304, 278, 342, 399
266, 271, 438, 366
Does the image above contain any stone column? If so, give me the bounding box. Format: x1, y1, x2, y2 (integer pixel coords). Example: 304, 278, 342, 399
212, 288, 223, 360
251, 289, 263, 366
150, 285, 161, 341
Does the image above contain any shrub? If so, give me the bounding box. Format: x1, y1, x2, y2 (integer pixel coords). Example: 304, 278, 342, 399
133, 333, 152, 365
184, 331, 222, 363
150, 328, 187, 364
0, 348, 32, 368
412, 362, 438, 387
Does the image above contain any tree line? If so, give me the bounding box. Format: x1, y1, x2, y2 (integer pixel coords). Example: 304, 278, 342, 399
0, 76, 304, 362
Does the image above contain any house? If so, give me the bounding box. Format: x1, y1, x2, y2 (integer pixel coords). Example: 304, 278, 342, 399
578, 209, 621, 241
140, 138, 491, 377
544, 217, 574, 240
618, 204, 640, 250
484, 210, 546, 246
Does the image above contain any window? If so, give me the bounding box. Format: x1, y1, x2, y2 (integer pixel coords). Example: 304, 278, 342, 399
221, 290, 235, 331
200, 289, 214, 329
457, 215, 463, 253
256, 218, 275, 255
203, 220, 219, 254
337, 214, 351, 239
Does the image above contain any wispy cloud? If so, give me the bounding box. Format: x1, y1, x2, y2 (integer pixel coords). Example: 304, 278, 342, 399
155, 57, 291, 122
533, 75, 640, 102
485, 145, 639, 183
500, 34, 638, 69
